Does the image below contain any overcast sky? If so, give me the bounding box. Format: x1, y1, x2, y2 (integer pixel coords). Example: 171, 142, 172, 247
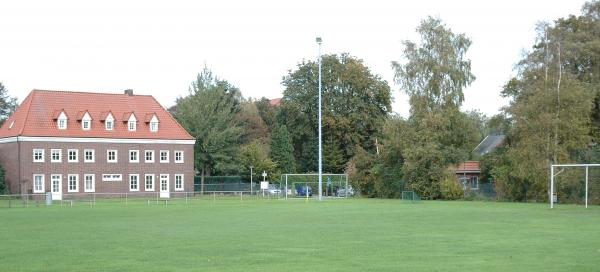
0, 0, 589, 117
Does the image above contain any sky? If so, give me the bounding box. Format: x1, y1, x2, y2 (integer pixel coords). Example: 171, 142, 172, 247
0, 0, 590, 117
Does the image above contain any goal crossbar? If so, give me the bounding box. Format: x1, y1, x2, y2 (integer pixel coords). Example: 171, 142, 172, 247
550, 164, 600, 209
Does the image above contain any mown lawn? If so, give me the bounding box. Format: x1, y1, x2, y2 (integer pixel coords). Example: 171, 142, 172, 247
0, 197, 599, 271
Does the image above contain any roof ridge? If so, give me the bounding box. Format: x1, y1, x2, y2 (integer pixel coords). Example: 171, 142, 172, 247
149, 95, 194, 140
32, 89, 153, 97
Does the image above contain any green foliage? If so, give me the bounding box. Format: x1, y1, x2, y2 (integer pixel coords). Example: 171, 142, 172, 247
0, 82, 18, 126
240, 139, 277, 182
255, 98, 279, 132
172, 67, 243, 191
392, 17, 476, 198
0, 164, 7, 194
392, 16, 475, 114
270, 125, 295, 174
236, 100, 269, 144
439, 172, 464, 200
280, 53, 392, 173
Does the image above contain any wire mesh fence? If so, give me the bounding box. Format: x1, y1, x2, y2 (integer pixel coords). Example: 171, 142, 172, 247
0, 190, 320, 209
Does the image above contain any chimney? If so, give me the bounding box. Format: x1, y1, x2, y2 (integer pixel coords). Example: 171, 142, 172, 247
124, 89, 133, 96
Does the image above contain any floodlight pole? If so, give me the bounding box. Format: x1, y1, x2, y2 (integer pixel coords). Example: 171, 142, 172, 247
316, 36, 323, 201
250, 165, 253, 195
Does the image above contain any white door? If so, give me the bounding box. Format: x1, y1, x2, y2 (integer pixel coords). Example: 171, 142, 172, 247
160, 174, 169, 198
51, 174, 62, 200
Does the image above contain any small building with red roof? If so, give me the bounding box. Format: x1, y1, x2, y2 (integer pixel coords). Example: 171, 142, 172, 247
0, 89, 195, 199
448, 161, 481, 191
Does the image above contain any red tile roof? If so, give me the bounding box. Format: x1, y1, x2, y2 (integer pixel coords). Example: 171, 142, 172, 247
269, 98, 282, 106
0, 89, 194, 140
449, 161, 481, 173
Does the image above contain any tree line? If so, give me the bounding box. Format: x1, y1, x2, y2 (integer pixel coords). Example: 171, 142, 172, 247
1, 1, 598, 201
170, 1, 600, 200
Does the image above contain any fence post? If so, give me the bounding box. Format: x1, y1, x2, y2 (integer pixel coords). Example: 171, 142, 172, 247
213, 192, 216, 204
186, 192, 188, 205
125, 193, 128, 206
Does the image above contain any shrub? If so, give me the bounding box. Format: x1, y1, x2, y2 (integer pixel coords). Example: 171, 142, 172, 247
440, 173, 463, 200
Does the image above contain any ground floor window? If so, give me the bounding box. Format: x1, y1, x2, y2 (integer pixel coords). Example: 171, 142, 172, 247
130, 174, 139, 191
145, 174, 154, 191
471, 176, 479, 189
175, 174, 184, 191
51, 174, 61, 193
84, 174, 95, 192
68, 174, 78, 192
33, 174, 44, 193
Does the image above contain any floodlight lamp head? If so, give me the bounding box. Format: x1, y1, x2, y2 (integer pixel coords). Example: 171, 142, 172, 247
316, 37, 322, 44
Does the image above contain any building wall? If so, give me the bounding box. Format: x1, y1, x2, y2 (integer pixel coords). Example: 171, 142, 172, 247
0, 141, 20, 193
18, 141, 194, 195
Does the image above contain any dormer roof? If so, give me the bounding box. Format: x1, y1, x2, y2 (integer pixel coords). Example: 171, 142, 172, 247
0, 89, 193, 140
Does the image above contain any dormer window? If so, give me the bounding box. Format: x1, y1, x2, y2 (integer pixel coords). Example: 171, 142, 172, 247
81, 112, 92, 130
57, 111, 68, 130
105, 113, 114, 131
128, 114, 137, 131
149, 114, 159, 132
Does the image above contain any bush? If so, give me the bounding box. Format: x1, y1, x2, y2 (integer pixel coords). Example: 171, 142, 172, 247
440, 174, 463, 200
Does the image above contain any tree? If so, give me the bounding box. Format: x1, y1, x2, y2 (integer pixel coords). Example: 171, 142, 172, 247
239, 139, 277, 182
236, 100, 269, 144
392, 16, 475, 116
392, 16, 476, 198
172, 67, 243, 193
281, 53, 392, 172
255, 98, 279, 132
270, 125, 295, 174
0, 82, 18, 126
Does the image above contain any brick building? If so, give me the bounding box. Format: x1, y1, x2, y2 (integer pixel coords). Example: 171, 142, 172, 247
0, 89, 195, 199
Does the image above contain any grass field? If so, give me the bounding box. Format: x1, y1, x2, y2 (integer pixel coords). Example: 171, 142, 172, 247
0, 197, 599, 271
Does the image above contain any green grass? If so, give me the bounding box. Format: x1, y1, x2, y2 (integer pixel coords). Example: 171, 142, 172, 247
1, 198, 599, 271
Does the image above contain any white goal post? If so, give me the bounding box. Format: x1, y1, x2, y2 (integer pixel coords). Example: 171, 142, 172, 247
550, 164, 600, 209
281, 173, 349, 199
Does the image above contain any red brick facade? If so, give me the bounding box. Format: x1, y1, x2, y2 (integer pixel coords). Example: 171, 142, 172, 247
0, 90, 195, 197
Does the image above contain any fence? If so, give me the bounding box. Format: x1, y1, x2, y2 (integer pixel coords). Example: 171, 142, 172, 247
0, 190, 296, 208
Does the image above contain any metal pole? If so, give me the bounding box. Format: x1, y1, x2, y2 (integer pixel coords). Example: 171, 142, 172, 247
285, 175, 288, 200
550, 165, 554, 209
586, 166, 589, 208
317, 36, 323, 201
250, 166, 253, 196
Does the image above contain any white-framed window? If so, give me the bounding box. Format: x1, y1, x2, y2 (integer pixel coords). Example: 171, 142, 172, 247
129, 174, 139, 191
105, 113, 114, 131
129, 150, 139, 163
128, 114, 137, 131
57, 111, 67, 129
160, 150, 169, 163
82, 112, 92, 130
33, 174, 45, 193
84, 174, 95, 192
102, 174, 122, 182
107, 150, 117, 163
174, 151, 184, 163
175, 174, 184, 191
149, 114, 159, 132
68, 149, 78, 162
51, 149, 62, 163
33, 149, 44, 162
145, 150, 155, 163
68, 174, 79, 192
84, 149, 95, 163
145, 174, 154, 191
